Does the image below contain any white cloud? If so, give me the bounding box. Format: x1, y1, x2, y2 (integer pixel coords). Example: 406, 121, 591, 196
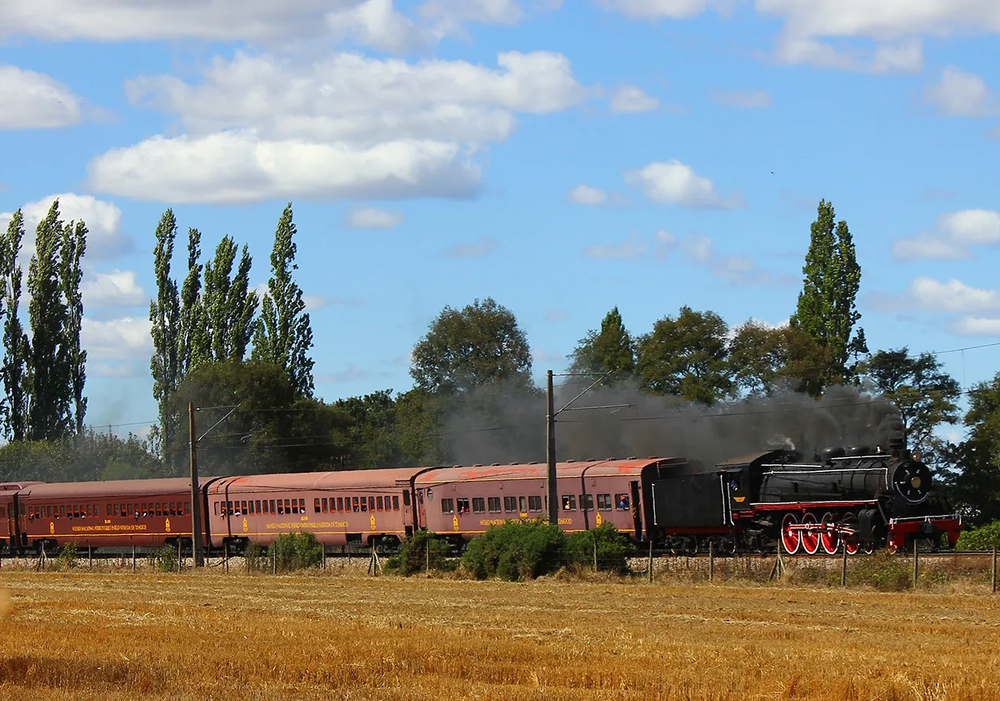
624, 160, 744, 209
908, 277, 1000, 313
568, 185, 609, 206
954, 317, 1000, 336
81, 316, 152, 361
126, 51, 584, 143
609, 84, 659, 113
91, 362, 139, 378
303, 295, 328, 312
0, 193, 133, 262
0, 65, 82, 129
923, 66, 997, 117
712, 89, 771, 109
87, 132, 480, 204
346, 207, 405, 228
772, 36, 923, 73
95, 50, 586, 203
584, 229, 779, 285
418, 0, 524, 32
81, 270, 146, 308
584, 234, 648, 259
444, 237, 497, 258
893, 208, 1000, 260
597, 0, 713, 19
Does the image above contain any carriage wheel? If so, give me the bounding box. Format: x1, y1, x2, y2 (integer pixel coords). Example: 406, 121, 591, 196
780, 513, 800, 555
801, 512, 820, 555
841, 512, 861, 555
820, 512, 840, 555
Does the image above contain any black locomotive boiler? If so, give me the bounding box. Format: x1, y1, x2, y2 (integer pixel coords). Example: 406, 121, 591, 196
649, 444, 960, 555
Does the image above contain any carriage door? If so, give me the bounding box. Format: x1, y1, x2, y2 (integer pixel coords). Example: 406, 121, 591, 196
630, 481, 642, 540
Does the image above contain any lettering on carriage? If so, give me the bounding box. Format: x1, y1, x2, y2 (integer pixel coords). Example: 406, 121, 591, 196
70, 524, 149, 532
265, 521, 349, 530
479, 519, 508, 527
557, 517, 573, 525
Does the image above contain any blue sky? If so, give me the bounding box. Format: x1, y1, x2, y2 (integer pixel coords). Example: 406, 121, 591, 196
1, 0, 999, 441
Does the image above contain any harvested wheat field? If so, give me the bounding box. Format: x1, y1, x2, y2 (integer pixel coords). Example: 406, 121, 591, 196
0, 567, 998, 700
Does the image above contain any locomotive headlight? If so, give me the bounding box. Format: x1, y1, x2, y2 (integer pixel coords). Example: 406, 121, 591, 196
911, 476, 921, 489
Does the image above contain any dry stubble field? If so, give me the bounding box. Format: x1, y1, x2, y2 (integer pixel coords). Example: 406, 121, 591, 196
0, 564, 998, 700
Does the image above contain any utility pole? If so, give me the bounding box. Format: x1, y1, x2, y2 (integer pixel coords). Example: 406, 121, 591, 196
546, 370, 557, 525
189, 402, 204, 567
189, 402, 240, 568
545, 370, 629, 529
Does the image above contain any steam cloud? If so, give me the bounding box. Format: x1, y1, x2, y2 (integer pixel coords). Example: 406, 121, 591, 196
444, 381, 900, 468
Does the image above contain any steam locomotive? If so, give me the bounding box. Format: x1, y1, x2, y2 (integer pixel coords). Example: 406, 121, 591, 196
649, 443, 961, 555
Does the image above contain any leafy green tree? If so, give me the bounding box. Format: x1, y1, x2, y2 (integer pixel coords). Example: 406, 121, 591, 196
410, 297, 532, 395
252, 203, 314, 397
636, 306, 732, 404
789, 199, 866, 386
203, 236, 258, 363
861, 348, 960, 455
0, 210, 29, 441
0, 430, 161, 483
27, 200, 70, 440
149, 210, 181, 456
728, 321, 832, 398
60, 220, 87, 433
568, 306, 635, 382
336, 389, 402, 468
168, 360, 351, 475
936, 374, 1000, 523
179, 227, 209, 373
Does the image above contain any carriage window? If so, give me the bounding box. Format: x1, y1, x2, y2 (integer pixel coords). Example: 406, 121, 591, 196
239, 501, 246, 514
349, 496, 357, 512
562, 495, 576, 511
455, 498, 469, 514
376, 496, 384, 511
393, 496, 400, 510
337, 497, 344, 511
528, 496, 542, 512
580, 494, 594, 511
488, 497, 501, 513
267, 500, 274, 514
598, 494, 612, 510
518, 496, 527, 513
253, 500, 260, 514
441, 498, 454, 514
367, 497, 374, 511
504, 496, 517, 512
360, 497, 368, 512
615, 494, 630, 510
321, 498, 328, 513
472, 497, 485, 513
277, 501, 284, 515
403, 491, 411, 507
214, 502, 219, 516
299, 499, 306, 513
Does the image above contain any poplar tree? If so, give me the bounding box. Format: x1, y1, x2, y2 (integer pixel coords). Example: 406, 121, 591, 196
252, 203, 315, 397
790, 199, 866, 385
60, 220, 87, 433
27, 201, 70, 440
179, 227, 208, 374
149, 210, 181, 454
203, 235, 258, 362
0, 211, 29, 441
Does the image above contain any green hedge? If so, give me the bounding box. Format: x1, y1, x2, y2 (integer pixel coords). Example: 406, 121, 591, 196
956, 521, 1000, 551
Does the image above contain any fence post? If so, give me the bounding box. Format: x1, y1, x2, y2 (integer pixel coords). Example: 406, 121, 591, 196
425, 541, 430, 573
131, 544, 136, 571
647, 540, 654, 584
912, 539, 919, 589
709, 541, 714, 583
593, 535, 598, 571
177, 540, 182, 573
321, 547, 326, 570
88, 544, 93, 569
841, 539, 848, 587
992, 546, 997, 594
272, 545, 277, 574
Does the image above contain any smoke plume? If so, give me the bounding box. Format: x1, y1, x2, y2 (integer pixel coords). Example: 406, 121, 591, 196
444, 381, 899, 468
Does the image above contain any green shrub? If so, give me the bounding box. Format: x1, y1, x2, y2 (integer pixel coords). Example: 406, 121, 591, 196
386, 531, 451, 575
244, 541, 265, 573
847, 550, 912, 591
154, 545, 179, 573
956, 521, 1000, 551
462, 519, 565, 581
272, 532, 323, 572
55, 542, 78, 570
564, 523, 629, 574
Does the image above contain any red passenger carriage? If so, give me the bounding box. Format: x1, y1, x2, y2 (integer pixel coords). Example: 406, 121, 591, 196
206, 468, 422, 550
413, 458, 689, 545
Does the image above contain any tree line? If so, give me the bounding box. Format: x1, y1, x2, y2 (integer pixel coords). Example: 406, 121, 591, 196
0, 198, 997, 525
